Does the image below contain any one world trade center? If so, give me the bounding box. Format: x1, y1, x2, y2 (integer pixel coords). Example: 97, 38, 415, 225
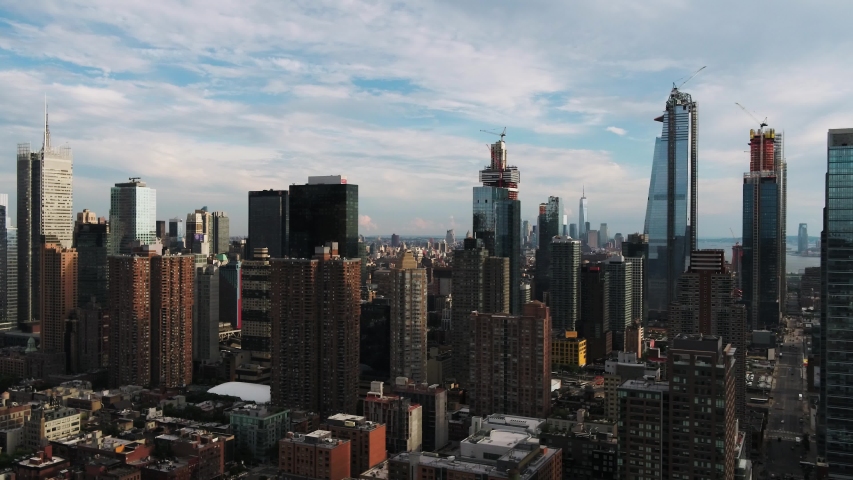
643, 86, 698, 318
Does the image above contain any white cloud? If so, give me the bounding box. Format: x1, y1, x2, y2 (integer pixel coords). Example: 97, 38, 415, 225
606, 126, 627, 136
359, 215, 378, 232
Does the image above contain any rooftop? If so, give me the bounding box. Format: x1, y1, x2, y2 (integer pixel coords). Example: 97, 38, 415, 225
618, 379, 670, 392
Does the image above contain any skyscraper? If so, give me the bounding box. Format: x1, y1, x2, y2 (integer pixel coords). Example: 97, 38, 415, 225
603, 255, 633, 351
40, 244, 78, 359
109, 179, 157, 256
599, 223, 609, 247
389, 250, 427, 383
17, 108, 73, 327
247, 189, 288, 259
819, 128, 853, 475
168, 217, 185, 251
798, 223, 809, 254
241, 248, 272, 353
579, 188, 588, 241
0, 196, 15, 331
289, 176, 359, 260
473, 136, 521, 314
150, 254, 194, 388
270, 242, 361, 417
219, 261, 241, 329
73, 214, 108, 307
185, 208, 212, 254
579, 264, 611, 361
643, 86, 698, 318
569, 223, 578, 239
535, 196, 561, 301
669, 249, 747, 422
622, 233, 649, 323
549, 236, 581, 331
469, 301, 551, 418
212, 211, 229, 254
742, 127, 783, 330
450, 238, 509, 384
194, 264, 220, 362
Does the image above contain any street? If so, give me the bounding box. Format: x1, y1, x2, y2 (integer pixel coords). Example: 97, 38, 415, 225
763, 317, 816, 479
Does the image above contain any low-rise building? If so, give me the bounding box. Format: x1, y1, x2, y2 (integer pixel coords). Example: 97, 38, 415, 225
323, 414, 386, 476
279, 430, 351, 480
158, 430, 225, 480
363, 382, 422, 454
140, 458, 198, 480
541, 422, 618, 479
24, 405, 81, 450
552, 331, 587, 367
50, 431, 152, 466
228, 404, 288, 462
391, 377, 448, 451
15, 446, 71, 480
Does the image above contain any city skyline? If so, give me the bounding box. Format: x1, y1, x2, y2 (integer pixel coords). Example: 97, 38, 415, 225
0, 2, 843, 237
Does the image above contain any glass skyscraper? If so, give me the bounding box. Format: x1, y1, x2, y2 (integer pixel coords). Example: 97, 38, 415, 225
578, 190, 588, 240
799, 223, 809, 253
820, 128, 853, 476
535, 196, 561, 301
289, 176, 358, 260
473, 138, 521, 313
109, 179, 157, 256
643, 87, 697, 317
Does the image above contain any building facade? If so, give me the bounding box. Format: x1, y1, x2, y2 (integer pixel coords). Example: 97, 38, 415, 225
194, 264, 220, 362
643, 87, 698, 318
150, 255, 194, 388
389, 250, 427, 383
289, 176, 359, 260
247, 190, 288, 259
579, 264, 611, 361
109, 179, 156, 256
211, 211, 229, 255
241, 249, 272, 353
40, 244, 78, 362
73, 220, 108, 308
535, 196, 561, 301
604, 255, 633, 351
550, 236, 581, 331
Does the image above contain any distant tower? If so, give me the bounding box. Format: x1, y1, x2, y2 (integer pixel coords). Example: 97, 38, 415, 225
643, 85, 698, 318
212, 211, 230, 255
578, 187, 588, 241
0, 196, 16, 330
445, 229, 455, 247
109, 179, 157, 256
798, 223, 808, 254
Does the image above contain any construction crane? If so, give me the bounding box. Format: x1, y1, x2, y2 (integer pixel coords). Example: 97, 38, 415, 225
480, 127, 507, 141
735, 102, 768, 128
730, 227, 739, 245
673, 66, 706, 90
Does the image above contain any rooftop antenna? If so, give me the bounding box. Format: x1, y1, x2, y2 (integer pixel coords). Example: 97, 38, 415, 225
43, 94, 51, 150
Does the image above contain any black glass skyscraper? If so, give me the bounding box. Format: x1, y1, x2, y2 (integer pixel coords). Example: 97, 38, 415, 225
289, 176, 358, 260
247, 189, 288, 259
819, 128, 853, 474
473, 136, 522, 313
535, 196, 561, 301
74, 222, 108, 307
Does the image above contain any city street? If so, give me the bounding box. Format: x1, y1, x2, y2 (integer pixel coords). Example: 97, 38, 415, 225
764, 317, 815, 478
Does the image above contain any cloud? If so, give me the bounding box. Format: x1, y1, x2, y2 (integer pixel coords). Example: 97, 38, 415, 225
359, 215, 378, 231
606, 126, 627, 136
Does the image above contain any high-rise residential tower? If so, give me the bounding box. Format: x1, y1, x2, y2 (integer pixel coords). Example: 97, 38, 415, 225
212, 211, 229, 254
109, 179, 157, 256
579, 188, 588, 241
819, 128, 853, 475
473, 136, 521, 313
643, 86, 698, 318
389, 250, 427, 383
247, 189, 288, 259
798, 223, 809, 254
549, 236, 580, 331
194, 264, 220, 362
289, 176, 359, 260
622, 233, 649, 323
270, 243, 361, 417
535, 197, 561, 302
40, 244, 78, 359
604, 255, 633, 351
742, 127, 784, 330
150, 254, 194, 388
18, 108, 74, 327
0, 196, 15, 331
241, 248, 272, 353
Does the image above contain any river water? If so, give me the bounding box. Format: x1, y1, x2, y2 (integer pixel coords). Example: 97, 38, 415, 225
697, 239, 819, 274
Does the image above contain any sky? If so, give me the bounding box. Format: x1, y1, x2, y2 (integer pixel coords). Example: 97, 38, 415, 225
0, 1, 847, 238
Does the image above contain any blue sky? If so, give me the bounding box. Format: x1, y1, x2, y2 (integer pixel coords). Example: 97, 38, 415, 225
0, 1, 847, 237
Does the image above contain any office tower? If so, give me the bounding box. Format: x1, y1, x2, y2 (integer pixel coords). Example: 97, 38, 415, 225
38, 111, 73, 250
361, 298, 391, 380
0, 196, 15, 330
599, 223, 609, 246
622, 233, 649, 323
270, 243, 360, 417
289, 176, 359, 259
391, 234, 401, 248
445, 229, 455, 247
535, 196, 561, 301
614, 232, 624, 250
587, 230, 599, 249
364, 382, 423, 454
469, 301, 551, 418
16, 126, 43, 325
155, 220, 166, 243
392, 379, 449, 452
241, 248, 271, 353
562, 214, 568, 237
185, 208, 212, 254
742, 127, 782, 330
40, 244, 78, 360
603, 255, 633, 351
579, 264, 611, 361
569, 223, 578, 239
109, 179, 157, 256
450, 238, 509, 384
108, 246, 157, 388
669, 249, 747, 422
667, 335, 737, 479
579, 188, 588, 240
473, 137, 522, 314
550, 236, 580, 331
168, 217, 185, 251
151, 255, 194, 388
798, 223, 809, 253
390, 250, 427, 383
247, 189, 288, 259
643, 86, 698, 318
66, 302, 105, 373
211, 210, 229, 254
194, 264, 220, 362
73, 217, 108, 308
820, 128, 853, 474
1, 218, 17, 330
219, 261, 241, 329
